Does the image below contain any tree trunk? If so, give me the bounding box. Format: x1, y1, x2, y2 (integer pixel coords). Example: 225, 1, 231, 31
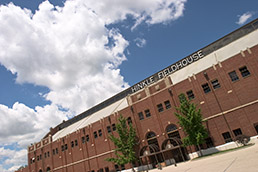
198, 144, 203, 157
130, 162, 136, 172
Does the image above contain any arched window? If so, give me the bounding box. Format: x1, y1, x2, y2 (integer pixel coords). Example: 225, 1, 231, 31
146, 132, 156, 140
46, 167, 51, 172
166, 124, 181, 146
166, 124, 177, 133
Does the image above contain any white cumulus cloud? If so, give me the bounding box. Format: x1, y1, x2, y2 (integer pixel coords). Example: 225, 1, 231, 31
236, 12, 253, 25
0, 0, 187, 171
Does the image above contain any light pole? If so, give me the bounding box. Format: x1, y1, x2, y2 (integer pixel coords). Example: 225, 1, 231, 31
203, 72, 235, 141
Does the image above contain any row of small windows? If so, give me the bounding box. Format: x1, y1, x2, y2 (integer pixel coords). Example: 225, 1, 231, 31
222, 128, 243, 143
185, 66, 251, 99
157, 100, 171, 112
138, 109, 151, 120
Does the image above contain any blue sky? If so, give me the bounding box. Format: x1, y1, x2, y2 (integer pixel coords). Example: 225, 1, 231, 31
0, 0, 257, 171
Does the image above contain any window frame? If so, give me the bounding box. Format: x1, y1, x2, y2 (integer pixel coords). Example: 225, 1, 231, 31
228, 70, 239, 82
164, 100, 171, 109
239, 66, 250, 78
157, 103, 164, 112
202, 83, 211, 94
186, 90, 195, 100
138, 112, 144, 120
211, 79, 221, 89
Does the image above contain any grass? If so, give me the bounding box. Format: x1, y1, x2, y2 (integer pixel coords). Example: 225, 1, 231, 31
192, 143, 255, 161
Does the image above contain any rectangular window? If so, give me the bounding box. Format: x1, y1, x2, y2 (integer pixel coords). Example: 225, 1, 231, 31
205, 137, 214, 148
65, 144, 68, 150
53, 149, 55, 155
138, 112, 144, 120
98, 129, 102, 137
82, 136, 86, 143
164, 100, 171, 109
105, 167, 109, 172
107, 126, 111, 133
233, 128, 242, 136
71, 141, 74, 148
44, 152, 47, 158
144, 109, 151, 118
47, 151, 50, 157
112, 124, 116, 131
56, 148, 58, 154
86, 135, 90, 142
94, 131, 98, 139
75, 140, 78, 146
202, 83, 211, 93
239, 66, 250, 77
222, 132, 232, 143
186, 90, 195, 100
127, 117, 132, 124
157, 103, 164, 112
228, 71, 239, 82
121, 164, 125, 170
61, 145, 64, 152
211, 79, 221, 89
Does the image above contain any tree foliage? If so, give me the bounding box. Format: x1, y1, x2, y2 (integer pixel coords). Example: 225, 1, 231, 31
175, 93, 208, 148
106, 115, 137, 168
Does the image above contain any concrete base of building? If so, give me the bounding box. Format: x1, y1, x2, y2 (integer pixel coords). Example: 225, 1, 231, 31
188, 135, 258, 159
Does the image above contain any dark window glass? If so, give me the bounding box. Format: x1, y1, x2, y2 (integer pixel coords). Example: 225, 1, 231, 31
107, 126, 111, 133
205, 137, 214, 148
86, 135, 90, 142
40, 154, 42, 160
94, 131, 98, 138
166, 124, 177, 133
105, 167, 109, 172
254, 124, 258, 134
164, 100, 171, 109
71, 141, 74, 148
44, 153, 47, 158
157, 103, 164, 112
114, 165, 120, 172
65, 144, 68, 150
202, 83, 211, 93
82, 136, 86, 143
239, 66, 250, 77
37, 156, 39, 161
233, 128, 242, 136
56, 148, 58, 154
112, 124, 116, 131
53, 149, 55, 155
75, 140, 78, 146
121, 164, 125, 170
99, 169, 104, 172
211, 79, 221, 89
222, 132, 232, 143
186, 90, 195, 100
98, 129, 102, 137
48, 151, 50, 157
145, 109, 151, 118
228, 71, 239, 82
127, 117, 132, 124
146, 132, 156, 139
138, 112, 144, 120
61, 145, 64, 151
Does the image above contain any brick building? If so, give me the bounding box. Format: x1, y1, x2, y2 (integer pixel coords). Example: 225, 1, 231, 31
16, 18, 258, 172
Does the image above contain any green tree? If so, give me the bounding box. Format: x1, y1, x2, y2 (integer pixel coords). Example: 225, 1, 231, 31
175, 93, 208, 156
106, 115, 137, 172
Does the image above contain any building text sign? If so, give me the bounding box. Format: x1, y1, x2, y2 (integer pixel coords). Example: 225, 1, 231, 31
131, 50, 204, 93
